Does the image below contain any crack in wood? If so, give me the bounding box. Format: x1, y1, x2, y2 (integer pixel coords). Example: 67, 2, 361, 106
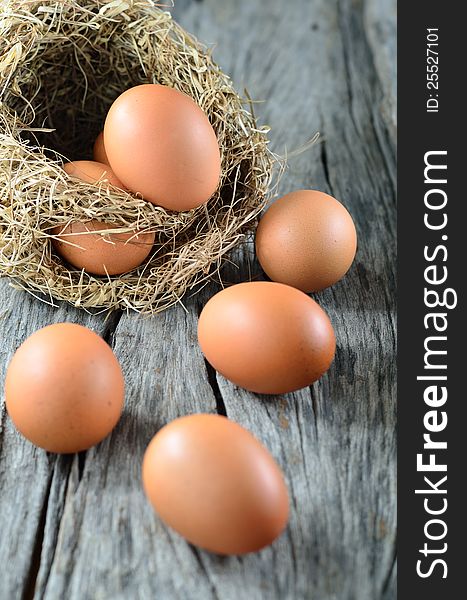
337, 0, 357, 123
188, 545, 221, 600
102, 310, 123, 349
195, 297, 228, 417
22, 471, 53, 600
0, 401, 6, 457
203, 359, 227, 417
25, 455, 77, 599
77, 451, 86, 482
370, 108, 397, 199
308, 385, 320, 442
381, 542, 397, 597
319, 137, 335, 199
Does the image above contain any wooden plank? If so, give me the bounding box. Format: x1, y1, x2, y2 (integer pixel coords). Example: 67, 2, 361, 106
34, 306, 220, 599
163, 2, 397, 598
0, 284, 109, 599
364, 0, 397, 145
0, 0, 396, 598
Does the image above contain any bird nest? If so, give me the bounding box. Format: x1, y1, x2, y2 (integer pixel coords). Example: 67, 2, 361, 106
0, 0, 273, 314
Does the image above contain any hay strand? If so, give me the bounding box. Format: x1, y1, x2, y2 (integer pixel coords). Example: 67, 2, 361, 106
0, 0, 273, 314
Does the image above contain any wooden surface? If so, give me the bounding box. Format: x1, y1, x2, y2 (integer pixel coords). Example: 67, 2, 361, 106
0, 0, 397, 598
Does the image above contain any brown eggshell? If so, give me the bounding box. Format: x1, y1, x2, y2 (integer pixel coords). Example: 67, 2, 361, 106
52, 220, 155, 276
103, 84, 221, 211
55, 160, 154, 275
197, 281, 335, 394
255, 190, 357, 292
5, 323, 125, 453
93, 132, 110, 165
142, 414, 289, 555
64, 160, 124, 188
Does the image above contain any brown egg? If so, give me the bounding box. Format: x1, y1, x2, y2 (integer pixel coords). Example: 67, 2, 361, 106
55, 160, 154, 275
52, 220, 155, 276
198, 282, 335, 394
93, 132, 110, 165
64, 160, 124, 188
142, 414, 289, 555
255, 190, 357, 292
103, 84, 221, 211
5, 323, 124, 453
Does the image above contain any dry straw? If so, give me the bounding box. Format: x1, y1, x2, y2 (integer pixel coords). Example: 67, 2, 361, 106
0, 0, 273, 314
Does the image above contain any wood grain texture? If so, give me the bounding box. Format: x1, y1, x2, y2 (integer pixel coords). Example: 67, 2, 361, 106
0, 0, 396, 599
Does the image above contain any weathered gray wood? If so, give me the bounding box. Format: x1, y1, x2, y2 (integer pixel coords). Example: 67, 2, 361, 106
364, 0, 397, 145
0, 1, 396, 599
0, 286, 112, 599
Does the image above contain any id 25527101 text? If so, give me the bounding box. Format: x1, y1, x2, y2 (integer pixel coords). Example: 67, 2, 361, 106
426, 28, 439, 113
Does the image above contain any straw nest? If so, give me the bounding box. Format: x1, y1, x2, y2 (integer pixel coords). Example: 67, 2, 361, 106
0, 0, 273, 314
